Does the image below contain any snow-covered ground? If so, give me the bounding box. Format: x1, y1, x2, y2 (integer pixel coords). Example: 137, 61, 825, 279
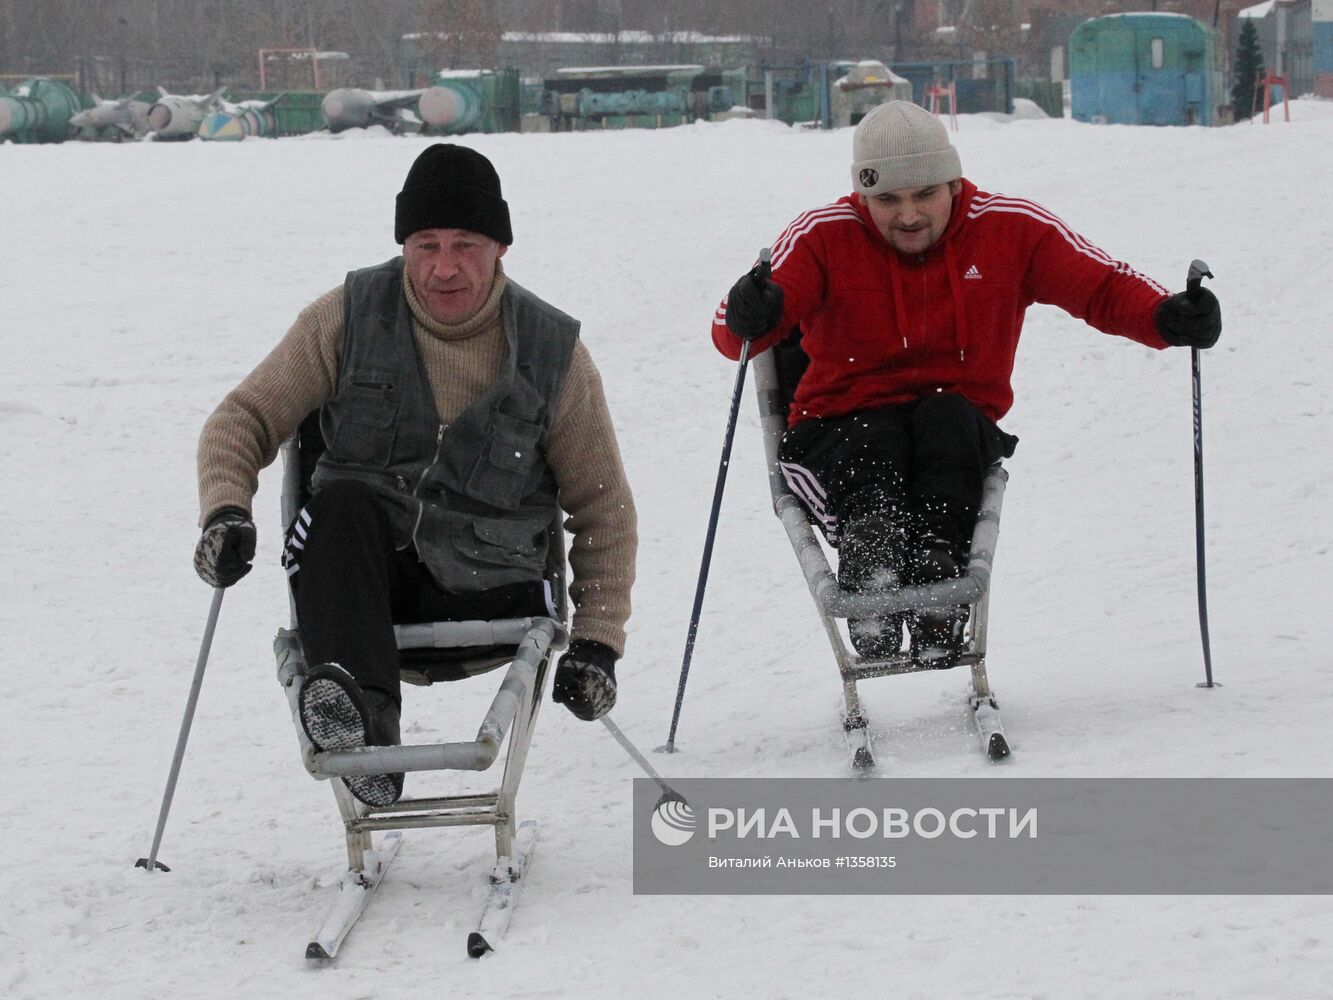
3, 103, 1331, 998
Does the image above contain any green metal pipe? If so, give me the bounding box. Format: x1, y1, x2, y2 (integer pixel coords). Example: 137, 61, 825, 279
0, 78, 81, 143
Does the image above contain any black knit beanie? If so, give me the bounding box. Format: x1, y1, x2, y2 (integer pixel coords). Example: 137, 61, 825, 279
394, 144, 512, 246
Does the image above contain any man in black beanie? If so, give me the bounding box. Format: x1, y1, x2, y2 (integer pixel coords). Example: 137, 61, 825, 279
193, 143, 638, 806
394, 144, 513, 325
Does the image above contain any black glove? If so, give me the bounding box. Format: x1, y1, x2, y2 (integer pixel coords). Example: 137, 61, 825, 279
552, 639, 618, 721
193, 506, 257, 588
1156, 287, 1221, 349
724, 262, 784, 340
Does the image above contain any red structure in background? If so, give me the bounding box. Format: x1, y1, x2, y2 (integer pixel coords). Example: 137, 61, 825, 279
1252, 72, 1291, 123
925, 79, 958, 131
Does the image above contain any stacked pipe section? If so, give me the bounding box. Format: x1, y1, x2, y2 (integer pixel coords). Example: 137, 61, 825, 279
418, 80, 483, 133
0, 78, 81, 143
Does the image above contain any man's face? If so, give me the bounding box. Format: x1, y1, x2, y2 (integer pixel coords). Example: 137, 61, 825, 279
864, 180, 961, 254
402, 228, 507, 325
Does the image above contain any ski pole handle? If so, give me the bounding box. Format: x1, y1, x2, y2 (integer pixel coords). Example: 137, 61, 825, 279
1186, 258, 1213, 302
755, 246, 772, 281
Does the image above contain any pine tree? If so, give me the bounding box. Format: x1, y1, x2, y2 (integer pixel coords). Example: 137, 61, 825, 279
1231, 19, 1265, 121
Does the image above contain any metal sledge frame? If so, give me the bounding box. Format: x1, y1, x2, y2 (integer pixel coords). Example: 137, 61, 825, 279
752, 346, 1011, 768
273, 434, 568, 961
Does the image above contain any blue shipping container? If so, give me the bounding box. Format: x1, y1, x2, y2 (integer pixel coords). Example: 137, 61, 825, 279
1070, 13, 1224, 126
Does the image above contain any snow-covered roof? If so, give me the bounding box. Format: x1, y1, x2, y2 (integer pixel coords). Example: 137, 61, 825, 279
554, 65, 705, 76
508, 30, 641, 43
1238, 1, 1276, 18
1104, 11, 1193, 18
498, 30, 762, 45
278, 51, 348, 61
836, 61, 910, 87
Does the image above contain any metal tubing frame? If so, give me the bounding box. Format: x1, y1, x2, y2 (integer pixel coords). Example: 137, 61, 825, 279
752, 348, 1007, 726
275, 436, 566, 874
276, 614, 560, 869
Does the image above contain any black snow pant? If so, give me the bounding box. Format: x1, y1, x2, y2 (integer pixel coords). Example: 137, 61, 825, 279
777, 392, 1017, 548
284, 480, 551, 708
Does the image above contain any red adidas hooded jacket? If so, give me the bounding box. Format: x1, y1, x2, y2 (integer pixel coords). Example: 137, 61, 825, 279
712, 179, 1171, 425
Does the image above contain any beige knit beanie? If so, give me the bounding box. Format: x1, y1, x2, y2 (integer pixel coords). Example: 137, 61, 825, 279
850, 101, 961, 196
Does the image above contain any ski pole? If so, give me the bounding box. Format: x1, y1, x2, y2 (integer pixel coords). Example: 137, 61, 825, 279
1186, 258, 1219, 689
660, 248, 769, 753
601, 715, 684, 802
136, 586, 226, 872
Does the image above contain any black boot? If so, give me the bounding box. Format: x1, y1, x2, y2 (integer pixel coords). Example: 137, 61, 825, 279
298, 664, 404, 806
908, 605, 969, 668
904, 525, 969, 669
364, 686, 402, 747
838, 504, 910, 659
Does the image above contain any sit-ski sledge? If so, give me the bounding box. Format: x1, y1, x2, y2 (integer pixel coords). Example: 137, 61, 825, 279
753, 337, 1012, 771
274, 417, 566, 963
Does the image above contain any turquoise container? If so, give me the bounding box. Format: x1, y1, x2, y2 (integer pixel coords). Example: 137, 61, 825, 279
1070, 14, 1224, 126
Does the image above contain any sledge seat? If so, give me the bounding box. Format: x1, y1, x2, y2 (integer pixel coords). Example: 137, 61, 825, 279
272, 411, 565, 957
281, 412, 566, 689
753, 334, 1010, 765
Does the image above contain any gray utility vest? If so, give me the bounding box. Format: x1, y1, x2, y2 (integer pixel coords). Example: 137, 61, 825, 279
311, 257, 578, 593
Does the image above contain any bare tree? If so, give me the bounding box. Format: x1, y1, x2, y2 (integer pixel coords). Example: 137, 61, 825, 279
955, 0, 1024, 56
418, 0, 503, 71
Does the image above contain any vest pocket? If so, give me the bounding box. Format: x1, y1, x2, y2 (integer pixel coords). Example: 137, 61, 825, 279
454, 515, 548, 572
329, 372, 400, 468
464, 412, 543, 509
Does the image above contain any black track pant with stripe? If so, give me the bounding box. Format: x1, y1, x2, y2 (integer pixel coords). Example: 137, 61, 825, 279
283, 479, 551, 707
777, 392, 1016, 546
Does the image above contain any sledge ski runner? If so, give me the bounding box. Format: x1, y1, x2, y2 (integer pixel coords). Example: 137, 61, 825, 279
713, 100, 1222, 667
194, 144, 637, 806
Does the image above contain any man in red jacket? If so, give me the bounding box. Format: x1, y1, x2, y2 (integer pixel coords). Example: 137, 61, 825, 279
713, 100, 1221, 665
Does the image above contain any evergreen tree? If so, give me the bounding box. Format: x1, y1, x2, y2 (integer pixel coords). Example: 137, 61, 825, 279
1231, 19, 1265, 121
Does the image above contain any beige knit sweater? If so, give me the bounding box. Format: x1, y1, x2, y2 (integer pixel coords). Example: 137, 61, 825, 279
197, 263, 637, 655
